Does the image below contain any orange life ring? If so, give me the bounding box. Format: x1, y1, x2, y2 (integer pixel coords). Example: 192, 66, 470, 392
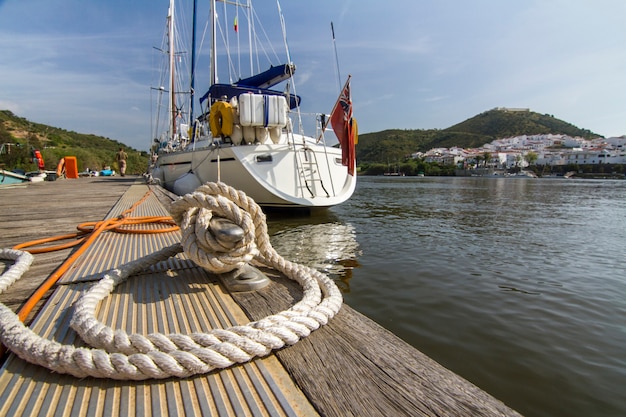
56, 158, 66, 177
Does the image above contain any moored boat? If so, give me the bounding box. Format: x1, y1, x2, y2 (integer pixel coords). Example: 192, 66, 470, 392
149, 0, 357, 209
0, 169, 29, 186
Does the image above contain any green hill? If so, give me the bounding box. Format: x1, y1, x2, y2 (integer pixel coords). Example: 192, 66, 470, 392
357, 109, 600, 164
1, 108, 601, 173
0, 110, 148, 174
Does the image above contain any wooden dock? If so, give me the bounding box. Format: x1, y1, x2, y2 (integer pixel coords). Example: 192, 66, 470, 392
0, 176, 522, 416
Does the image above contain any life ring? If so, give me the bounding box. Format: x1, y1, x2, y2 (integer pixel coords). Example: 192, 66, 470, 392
209, 101, 234, 138
56, 158, 66, 177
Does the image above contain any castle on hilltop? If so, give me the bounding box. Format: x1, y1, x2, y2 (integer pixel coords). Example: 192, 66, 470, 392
492, 107, 530, 112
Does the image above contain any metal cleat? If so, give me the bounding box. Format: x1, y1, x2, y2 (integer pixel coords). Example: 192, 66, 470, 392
209, 216, 269, 291
219, 263, 269, 292
209, 217, 245, 249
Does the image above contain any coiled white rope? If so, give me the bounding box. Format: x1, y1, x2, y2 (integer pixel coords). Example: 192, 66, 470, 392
0, 182, 342, 380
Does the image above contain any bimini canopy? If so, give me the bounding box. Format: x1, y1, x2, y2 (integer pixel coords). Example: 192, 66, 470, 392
199, 64, 300, 109
236, 64, 295, 89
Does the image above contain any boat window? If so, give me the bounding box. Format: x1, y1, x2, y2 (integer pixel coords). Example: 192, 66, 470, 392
256, 154, 273, 163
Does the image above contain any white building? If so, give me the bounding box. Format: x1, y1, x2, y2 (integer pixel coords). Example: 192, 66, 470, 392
418, 133, 626, 167
562, 148, 626, 165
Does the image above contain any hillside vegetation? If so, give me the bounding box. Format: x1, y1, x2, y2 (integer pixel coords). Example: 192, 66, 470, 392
0, 110, 149, 174
356, 109, 600, 164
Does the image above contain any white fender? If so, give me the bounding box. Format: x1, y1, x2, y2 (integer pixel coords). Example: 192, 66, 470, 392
256, 127, 269, 144
151, 167, 164, 183
173, 172, 202, 195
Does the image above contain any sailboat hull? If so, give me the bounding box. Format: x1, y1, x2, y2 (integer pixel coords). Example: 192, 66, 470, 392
156, 142, 356, 208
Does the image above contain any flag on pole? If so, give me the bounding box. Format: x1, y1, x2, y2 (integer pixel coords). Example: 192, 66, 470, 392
330, 75, 356, 176
234, 16, 238, 32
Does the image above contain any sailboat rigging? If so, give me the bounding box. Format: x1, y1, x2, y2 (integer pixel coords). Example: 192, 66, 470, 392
149, 0, 357, 210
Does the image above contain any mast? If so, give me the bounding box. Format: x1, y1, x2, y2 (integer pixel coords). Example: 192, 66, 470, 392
247, 0, 253, 75
190, 0, 197, 140
209, 0, 217, 88
168, 0, 176, 137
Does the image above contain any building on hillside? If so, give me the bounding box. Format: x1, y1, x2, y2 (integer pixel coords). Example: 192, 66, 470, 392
563, 148, 626, 165
422, 147, 468, 165
417, 134, 626, 168
489, 152, 508, 168
562, 136, 588, 148
604, 136, 626, 150
536, 150, 568, 166
504, 152, 528, 169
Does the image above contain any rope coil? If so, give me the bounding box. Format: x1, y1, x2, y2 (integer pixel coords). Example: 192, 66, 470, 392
0, 182, 342, 380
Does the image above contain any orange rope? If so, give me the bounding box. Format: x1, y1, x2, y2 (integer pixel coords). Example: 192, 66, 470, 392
12, 233, 87, 254
1, 191, 179, 359
8, 190, 179, 324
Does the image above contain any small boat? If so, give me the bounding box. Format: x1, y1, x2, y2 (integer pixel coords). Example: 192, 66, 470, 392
25, 171, 47, 182
0, 169, 29, 186
149, 0, 357, 210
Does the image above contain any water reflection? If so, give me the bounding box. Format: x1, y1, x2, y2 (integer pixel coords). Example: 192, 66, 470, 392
267, 212, 361, 293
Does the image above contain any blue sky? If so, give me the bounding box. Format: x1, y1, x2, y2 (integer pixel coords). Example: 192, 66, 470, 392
1, 0, 625, 151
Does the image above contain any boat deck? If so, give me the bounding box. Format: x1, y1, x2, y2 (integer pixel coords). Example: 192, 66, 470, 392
0, 177, 522, 416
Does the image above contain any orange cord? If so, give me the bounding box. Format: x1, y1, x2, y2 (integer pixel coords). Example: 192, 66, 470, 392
12, 233, 87, 254
1, 190, 179, 358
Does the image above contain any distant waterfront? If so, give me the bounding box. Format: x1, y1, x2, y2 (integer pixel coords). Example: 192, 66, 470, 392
268, 176, 626, 417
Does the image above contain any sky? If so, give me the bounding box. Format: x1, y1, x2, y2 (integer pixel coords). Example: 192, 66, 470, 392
1, 0, 625, 152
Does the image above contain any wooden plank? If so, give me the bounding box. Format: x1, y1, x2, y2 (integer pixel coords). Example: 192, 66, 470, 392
0, 177, 319, 416
0, 177, 135, 320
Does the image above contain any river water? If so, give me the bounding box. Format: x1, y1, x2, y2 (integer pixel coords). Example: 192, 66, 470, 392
267, 176, 626, 417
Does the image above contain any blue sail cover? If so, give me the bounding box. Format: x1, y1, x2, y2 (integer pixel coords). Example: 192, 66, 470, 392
199, 64, 300, 109
236, 64, 295, 89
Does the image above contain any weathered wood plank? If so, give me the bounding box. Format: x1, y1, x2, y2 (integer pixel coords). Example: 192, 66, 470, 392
232, 270, 521, 417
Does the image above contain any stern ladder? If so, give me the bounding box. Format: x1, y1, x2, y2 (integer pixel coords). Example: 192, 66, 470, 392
294, 145, 330, 198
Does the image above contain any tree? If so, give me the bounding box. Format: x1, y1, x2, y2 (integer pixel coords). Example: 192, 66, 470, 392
474, 155, 482, 168
483, 152, 492, 168
524, 151, 538, 166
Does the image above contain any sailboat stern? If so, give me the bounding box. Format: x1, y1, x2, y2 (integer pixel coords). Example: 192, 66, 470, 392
216, 144, 355, 208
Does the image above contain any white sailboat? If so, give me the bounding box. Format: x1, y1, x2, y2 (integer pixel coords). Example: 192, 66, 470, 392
149, 0, 357, 210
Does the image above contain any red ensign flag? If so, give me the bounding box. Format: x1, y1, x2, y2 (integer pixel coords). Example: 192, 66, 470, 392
330, 76, 355, 176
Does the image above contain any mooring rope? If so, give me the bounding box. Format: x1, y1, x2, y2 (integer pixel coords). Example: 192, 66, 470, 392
0, 182, 342, 380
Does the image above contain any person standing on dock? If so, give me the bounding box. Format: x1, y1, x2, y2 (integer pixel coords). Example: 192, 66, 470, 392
116, 147, 128, 177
